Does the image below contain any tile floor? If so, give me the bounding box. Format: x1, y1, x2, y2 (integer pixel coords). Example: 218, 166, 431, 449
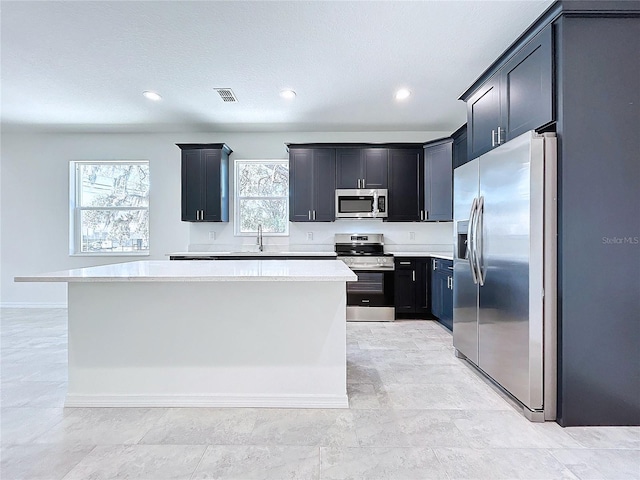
1, 308, 638, 479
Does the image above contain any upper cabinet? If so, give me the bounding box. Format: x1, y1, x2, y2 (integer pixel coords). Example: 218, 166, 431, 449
464, 24, 553, 160
289, 148, 336, 222
177, 143, 232, 222
423, 139, 453, 221
387, 148, 423, 222
336, 148, 388, 189
452, 124, 468, 169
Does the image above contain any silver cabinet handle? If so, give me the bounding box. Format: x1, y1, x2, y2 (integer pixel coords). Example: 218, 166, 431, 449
313, 210, 316, 220
357, 179, 361, 188
399, 261, 411, 265
491, 129, 497, 147
308, 210, 311, 220
497, 126, 504, 145
361, 299, 370, 303
362, 178, 366, 188
433, 259, 437, 270
420, 210, 424, 221
201, 210, 204, 220
412, 270, 416, 282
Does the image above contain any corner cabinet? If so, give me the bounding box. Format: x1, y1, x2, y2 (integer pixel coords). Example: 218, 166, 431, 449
452, 124, 468, 169
423, 139, 453, 221
177, 143, 232, 222
464, 23, 553, 159
387, 148, 423, 222
289, 148, 336, 222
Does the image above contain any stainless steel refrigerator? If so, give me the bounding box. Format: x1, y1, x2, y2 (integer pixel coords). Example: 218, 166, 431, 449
453, 130, 557, 421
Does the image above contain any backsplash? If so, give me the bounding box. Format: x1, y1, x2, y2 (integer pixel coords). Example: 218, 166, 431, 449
188, 220, 453, 253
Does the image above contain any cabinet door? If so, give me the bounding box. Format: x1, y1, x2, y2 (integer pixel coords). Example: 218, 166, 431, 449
388, 148, 422, 222
501, 24, 553, 140
313, 149, 336, 221
362, 148, 388, 188
415, 259, 430, 315
394, 268, 416, 313
181, 150, 202, 222
289, 149, 314, 222
441, 273, 454, 330
336, 148, 361, 189
424, 141, 453, 221
202, 150, 222, 221
467, 75, 501, 159
452, 125, 468, 169
430, 261, 442, 319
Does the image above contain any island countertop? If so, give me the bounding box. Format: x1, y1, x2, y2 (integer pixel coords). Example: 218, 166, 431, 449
15, 259, 357, 283
167, 251, 337, 258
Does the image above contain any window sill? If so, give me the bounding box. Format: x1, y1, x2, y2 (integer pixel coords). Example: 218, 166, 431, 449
70, 252, 150, 257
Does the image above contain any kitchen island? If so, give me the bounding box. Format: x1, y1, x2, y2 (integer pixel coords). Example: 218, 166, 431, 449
15, 260, 356, 408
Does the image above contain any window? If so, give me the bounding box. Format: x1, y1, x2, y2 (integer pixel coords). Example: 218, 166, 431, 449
234, 160, 289, 236
70, 161, 150, 255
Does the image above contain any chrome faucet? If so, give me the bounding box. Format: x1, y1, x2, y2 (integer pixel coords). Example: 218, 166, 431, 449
257, 224, 264, 252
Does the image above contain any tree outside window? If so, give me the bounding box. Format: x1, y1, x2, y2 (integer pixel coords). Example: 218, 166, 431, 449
235, 160, 289, 235
70, 161, 150, 254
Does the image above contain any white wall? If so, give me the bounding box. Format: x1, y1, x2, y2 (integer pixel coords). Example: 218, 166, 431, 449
1, 130, 453, 306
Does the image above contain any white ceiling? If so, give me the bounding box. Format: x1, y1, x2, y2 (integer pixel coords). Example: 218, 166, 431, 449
1, 0, 553, 133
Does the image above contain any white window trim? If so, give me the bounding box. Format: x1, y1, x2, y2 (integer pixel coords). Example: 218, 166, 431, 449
234, 159, 289, 237
69, 160, 150, 256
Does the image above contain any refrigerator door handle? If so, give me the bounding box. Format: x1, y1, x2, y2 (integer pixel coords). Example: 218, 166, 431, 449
475, 196, 485, 286
467, 197, 479, 285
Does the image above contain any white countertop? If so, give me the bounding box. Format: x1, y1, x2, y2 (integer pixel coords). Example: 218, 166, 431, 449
168, 251, 337, 257
387, 251, 454, 261
15, 260, 357, 283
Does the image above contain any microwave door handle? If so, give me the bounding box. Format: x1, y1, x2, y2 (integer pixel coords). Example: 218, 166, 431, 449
372, 191, 379, 216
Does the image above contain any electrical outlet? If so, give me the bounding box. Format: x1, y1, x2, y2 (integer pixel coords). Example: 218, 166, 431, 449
409, 231, 416, 241
307, 232, 313, 241
208, 231, 216, 240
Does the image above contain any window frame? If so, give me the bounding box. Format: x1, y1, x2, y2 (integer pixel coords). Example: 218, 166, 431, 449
234, 159, 289, 237
69, 160, 150, 256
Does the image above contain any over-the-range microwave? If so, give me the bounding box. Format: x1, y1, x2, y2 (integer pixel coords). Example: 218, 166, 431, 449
335, 188, 388, 219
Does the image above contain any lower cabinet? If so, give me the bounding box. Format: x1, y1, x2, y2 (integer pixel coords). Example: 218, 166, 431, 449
394, 257, 429, 318
430, 258, 453, 330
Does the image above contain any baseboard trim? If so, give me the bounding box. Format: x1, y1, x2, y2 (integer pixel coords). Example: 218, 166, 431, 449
65, 393, 349, 409
1, 302, 67, 309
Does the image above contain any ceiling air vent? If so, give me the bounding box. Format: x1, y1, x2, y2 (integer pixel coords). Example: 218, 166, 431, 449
214, 88, 238, 102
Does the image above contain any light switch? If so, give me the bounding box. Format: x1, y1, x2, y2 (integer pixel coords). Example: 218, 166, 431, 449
307, 232, 313, 241
409, 232, 416, 241
209, 231, 216, 240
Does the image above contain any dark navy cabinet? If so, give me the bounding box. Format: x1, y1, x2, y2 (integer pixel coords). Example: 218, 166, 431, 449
394, 257, 429, 317
387, 148, 423, 222
430, 258, 453, 331
452, 124, 468, 169
467, 74, 502, 159
423, 139, 453, 221
336, 147, 388, 189
289, 148, 336, 222
464, 24, 553, 160
177, 143, 231, 222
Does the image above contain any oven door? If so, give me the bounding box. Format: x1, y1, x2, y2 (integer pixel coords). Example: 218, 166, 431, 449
346, 269, 395, 321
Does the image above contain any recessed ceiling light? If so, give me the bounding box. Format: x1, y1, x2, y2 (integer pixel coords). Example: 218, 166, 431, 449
280, 89, 296, 100
142, 91, 162, 101
394, 88, 411, 101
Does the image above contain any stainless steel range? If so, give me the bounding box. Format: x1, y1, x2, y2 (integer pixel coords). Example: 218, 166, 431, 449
335, 234, 394, 321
